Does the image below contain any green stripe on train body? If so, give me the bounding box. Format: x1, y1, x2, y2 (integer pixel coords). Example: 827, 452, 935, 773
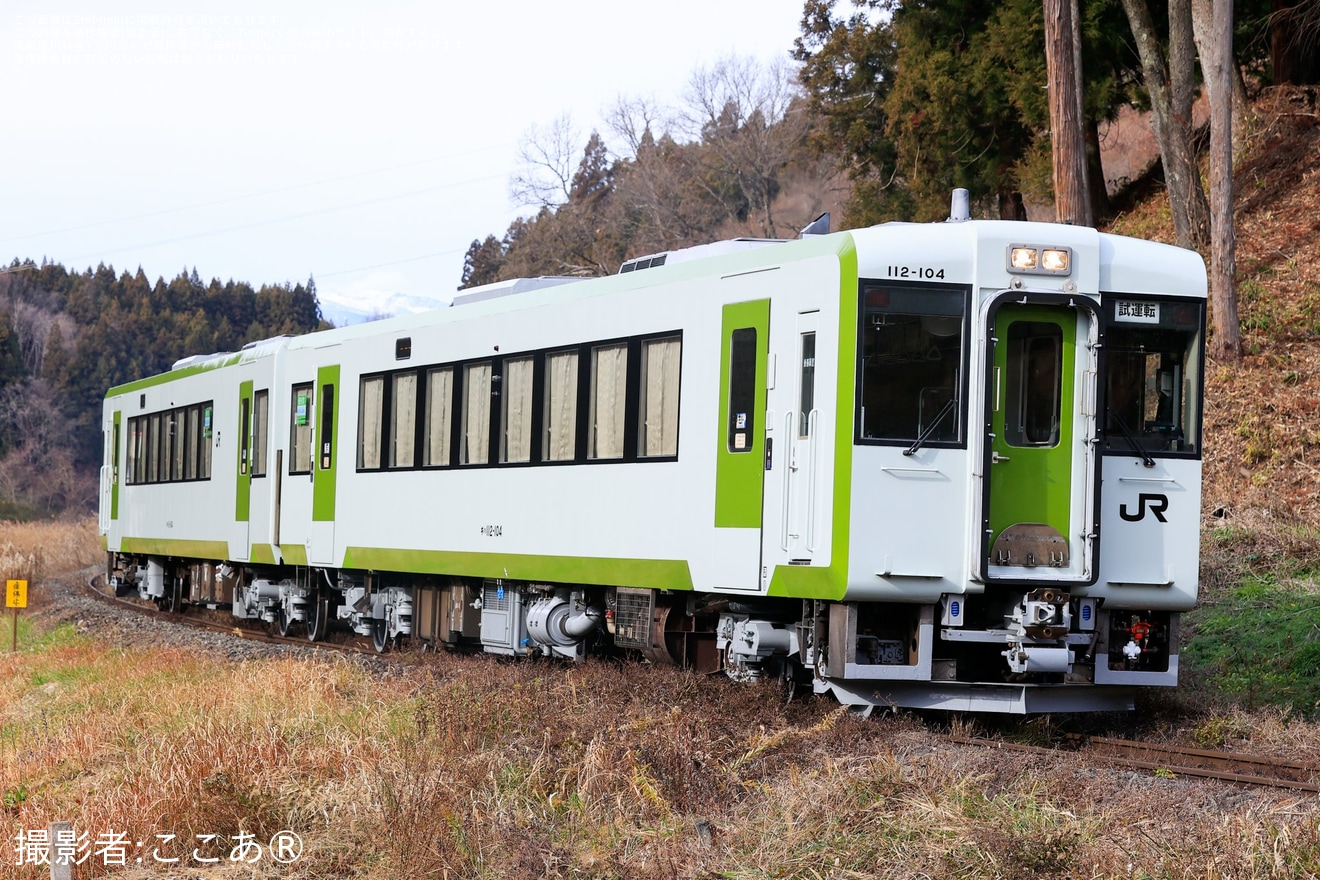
119, 537, 231, 559
342, 546, 693, 591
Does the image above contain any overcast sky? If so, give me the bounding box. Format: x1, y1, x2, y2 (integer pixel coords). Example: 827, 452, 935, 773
0, 0, 808, 319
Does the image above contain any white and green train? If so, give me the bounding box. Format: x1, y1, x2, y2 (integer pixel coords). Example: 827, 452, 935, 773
99, 193, 1206, 713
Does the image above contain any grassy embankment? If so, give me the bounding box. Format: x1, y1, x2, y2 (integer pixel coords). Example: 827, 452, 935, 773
0, 519, 1318, 879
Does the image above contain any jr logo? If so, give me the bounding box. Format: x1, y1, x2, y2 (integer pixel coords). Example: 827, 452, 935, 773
1119, 492, 1169, 523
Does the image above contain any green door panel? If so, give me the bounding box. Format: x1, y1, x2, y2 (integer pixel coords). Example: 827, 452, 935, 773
715, 299, 771, 528
312, 364, 340, 522
987, 304, 1077, 550
236, 380, 253, 522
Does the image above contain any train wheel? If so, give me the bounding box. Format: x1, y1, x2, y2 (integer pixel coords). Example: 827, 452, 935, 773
306, 593, 328, 643
372, 618, 389, 653
157, 581, 179, 613
277, 604, 293, 638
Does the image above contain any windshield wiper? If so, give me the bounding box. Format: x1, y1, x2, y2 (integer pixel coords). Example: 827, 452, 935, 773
1107, 410, 1156, 468
904, 397, 958, 456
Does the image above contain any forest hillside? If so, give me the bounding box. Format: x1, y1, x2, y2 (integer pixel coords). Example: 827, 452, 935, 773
1130, 85, 1320, 579
0, 266, 325, 517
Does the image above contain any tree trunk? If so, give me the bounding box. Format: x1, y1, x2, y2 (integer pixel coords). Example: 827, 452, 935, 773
1119, 0, 1211, 249
1191, 0, 1251, 155
1207, 0, 1241, 360
1044, 0, 1092, 226
1085, 118, 1112, 221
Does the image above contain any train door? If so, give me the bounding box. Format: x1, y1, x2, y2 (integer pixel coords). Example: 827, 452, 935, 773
786, 311, 821, 563
99, 410, 120, 536
713, 300, 770, 592
233, 382, 253, 561
308, 364, 340, 566
983, 298, 1098, 581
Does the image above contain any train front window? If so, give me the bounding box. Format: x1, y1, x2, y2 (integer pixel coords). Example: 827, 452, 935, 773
1103, 299, 1204, 455
856, 283, 967, 445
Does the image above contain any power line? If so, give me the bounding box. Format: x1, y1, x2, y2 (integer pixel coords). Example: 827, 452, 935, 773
0, 143, 515, 247
62, 172, 507, 265
317, 247, 469, 279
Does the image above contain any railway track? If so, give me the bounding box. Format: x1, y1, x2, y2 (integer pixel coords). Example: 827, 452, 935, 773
954, 733, 1320, 793
81, 574, 1320, 793
82, 574, 388, 657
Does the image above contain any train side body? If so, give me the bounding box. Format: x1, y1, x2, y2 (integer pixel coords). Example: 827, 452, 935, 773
101, 216, 1206, 712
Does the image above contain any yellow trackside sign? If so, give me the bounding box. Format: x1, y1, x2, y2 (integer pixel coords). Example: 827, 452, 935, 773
6, 580, 27, 609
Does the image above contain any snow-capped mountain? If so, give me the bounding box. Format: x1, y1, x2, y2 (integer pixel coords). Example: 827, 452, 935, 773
317, 288, 452, 327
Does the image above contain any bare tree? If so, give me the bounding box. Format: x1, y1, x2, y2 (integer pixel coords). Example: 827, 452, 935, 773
604, 95, 670, 157
509, 114, 582, 209
1120, 0, 1211, 249
678, 55, 807, 238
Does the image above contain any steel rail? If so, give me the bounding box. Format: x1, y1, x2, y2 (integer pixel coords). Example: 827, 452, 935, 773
83, 574, 385, 656
953, 735, 1320, 793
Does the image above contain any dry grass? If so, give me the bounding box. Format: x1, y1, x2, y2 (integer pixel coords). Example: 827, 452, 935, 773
0, 518, 102, 586
0, 621, 1318, 880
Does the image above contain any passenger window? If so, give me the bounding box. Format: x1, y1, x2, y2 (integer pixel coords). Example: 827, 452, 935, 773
727, 329, 756, 453
390, 372, 418, 468
358, 376, 384, 470
1005, 322, 1062, 447
639, 336, 681, 457
185, 406, 200, 480
424, 366, 454, 467
543, 350, 578, 462
461, 362, 492, 465
319, 384, 335, 470
252, 391, 269, 477
857, 284, 966, 445
589, 343, 628, 460
239, 399, 250, 476
1104, 300, 1204, 455
501, 356, 534, 463
799, 333, 816, 438
147, 413, 160, 483
127, 418, 141, 484
290, 383, 313, 474
199, 404, 213, 480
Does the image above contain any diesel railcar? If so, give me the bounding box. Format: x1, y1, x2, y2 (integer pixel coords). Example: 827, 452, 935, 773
99, 196, 1207, 713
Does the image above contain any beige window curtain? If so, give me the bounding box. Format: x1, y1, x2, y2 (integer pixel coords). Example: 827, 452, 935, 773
462, 362, 492, 464
184, 408, 200, 480
200, 407, 213, 479
502, 357, 534, 462
590, 344, 628, 459
290, 386, 312, 474
170, 413, 184, 480
390, 372, 417, 468
543, 350, 578, 461
146, 414, 159, 482
252, 391, 269, 476
425, 367, 454, 466
358, 376, 384, 469
128, 420, 141, 484
640, 336, 681, 456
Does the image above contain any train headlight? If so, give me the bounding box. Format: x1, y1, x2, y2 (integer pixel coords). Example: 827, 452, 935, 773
1010, 247, 1038, 270
1041, 248, 1070, 272
1007, 244, 1072, 276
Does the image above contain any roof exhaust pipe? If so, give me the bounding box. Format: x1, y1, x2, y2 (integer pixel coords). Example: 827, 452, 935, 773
948, 188, 970, 222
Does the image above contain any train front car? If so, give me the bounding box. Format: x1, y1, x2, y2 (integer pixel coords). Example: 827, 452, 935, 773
812, 217, 1206, 713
